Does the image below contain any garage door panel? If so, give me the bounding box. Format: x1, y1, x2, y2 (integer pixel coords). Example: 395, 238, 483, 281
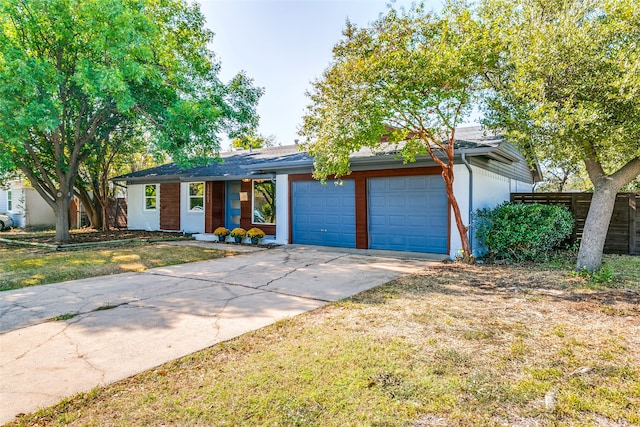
292, 180, 356, 248
406, 215, 428, 227
407, 198, 427, 209
368, 176, 447, 253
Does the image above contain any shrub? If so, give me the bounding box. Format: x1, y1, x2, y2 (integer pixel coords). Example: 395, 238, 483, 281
213, 227, 230, 238
247, 228, 265, 239
474, 202, 574, 262
230, 228, 246, 239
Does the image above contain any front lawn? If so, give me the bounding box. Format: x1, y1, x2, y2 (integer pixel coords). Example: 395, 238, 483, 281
0, 242, 229, 292
10, 259, 639, 426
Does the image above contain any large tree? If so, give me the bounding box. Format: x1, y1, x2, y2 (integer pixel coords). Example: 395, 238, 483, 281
75, 121, 157, 230
300, 2, 494, 260
480, 0, 640, 271
231, 133, 277, 151
0, 0, 262, 241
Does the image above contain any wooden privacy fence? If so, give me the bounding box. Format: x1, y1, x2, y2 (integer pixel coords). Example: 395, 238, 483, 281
510, 192, 639, 255
107, 197, 128, 229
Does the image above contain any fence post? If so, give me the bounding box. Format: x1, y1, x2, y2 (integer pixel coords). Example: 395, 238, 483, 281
570, 193, 578, 245
630, 194, 638, 255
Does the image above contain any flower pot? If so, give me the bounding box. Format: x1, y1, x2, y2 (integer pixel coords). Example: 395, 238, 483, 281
234, 237, 242, 243
251, 237, 260, 245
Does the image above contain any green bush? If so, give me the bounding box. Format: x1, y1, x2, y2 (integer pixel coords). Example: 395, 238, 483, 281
474, 202, 574, 262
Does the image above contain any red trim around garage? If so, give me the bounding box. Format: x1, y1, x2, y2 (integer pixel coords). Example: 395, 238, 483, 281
287, 166, 445, 248
355, 177, 367, 249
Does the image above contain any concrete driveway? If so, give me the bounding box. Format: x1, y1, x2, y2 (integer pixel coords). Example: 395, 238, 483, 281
0, 244, 443, 424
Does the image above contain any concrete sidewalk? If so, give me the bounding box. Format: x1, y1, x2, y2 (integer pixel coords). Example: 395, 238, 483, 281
0, 244, 443, 424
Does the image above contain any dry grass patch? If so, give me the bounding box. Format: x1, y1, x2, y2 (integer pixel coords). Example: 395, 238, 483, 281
0, 243, 229, 291
10, 261, 639, 426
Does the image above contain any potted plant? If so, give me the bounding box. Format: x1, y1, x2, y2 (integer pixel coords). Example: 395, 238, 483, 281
247, 227, 266, 244
230, 227, 246, 243
213, 227, 230, 242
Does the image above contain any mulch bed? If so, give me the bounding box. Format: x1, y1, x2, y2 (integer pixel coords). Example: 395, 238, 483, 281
1, 229, 190, 245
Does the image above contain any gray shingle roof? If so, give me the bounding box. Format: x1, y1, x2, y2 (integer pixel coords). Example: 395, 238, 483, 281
112, 145, 309, 182
112, 126, 507, 183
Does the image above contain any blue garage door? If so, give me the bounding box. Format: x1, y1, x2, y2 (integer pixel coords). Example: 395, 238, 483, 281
292, 180, 356, 247
368, 176, 448, 253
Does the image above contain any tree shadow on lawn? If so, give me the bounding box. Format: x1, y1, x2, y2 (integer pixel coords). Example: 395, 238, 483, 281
350, 263, 640, 313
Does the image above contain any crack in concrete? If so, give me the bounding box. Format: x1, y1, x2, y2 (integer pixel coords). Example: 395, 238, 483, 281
3, 251, 351, 337
145, 269, 333, 303
61, 324, 107, 385
0, 323, 70, 368
255, 252, 350, 292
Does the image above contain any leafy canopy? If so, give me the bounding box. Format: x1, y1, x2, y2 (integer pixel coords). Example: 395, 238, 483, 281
300, 1, 497, 260
0, 0, 262, 241
480, 0, 640, 181
0, 0, 262, 172
300, 2, 495, 180
480, 0, 640, 271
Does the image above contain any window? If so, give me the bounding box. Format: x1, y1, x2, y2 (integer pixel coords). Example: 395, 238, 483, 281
188, 182, 204, 211
252, 179, 276, 224
6, 190, 11, 211
144, 185, 157, 210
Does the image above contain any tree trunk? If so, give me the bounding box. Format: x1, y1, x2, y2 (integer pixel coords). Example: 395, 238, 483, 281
54, 196, 71, 243
101, 198, 109, 231
442, 167, 472, 261
576, 181, 618, 272
76, 188, 102, 229
577, 157, 640, 271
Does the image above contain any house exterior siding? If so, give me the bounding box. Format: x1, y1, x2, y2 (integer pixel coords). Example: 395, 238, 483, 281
180, 182, 204, 234
274, 174, 289, 244
0, 188, 7, 213
113, 128, 539, 257
205, 181, 225, 233
127, 184, 160, 231
160, 183, 180, 231
24, 189, 56, 227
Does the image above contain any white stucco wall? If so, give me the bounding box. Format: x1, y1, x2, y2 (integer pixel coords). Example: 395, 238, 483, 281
274, 174, 289, 244
473, 167, 512, 211
0, 188, 7, 213
127, 183, 160, 231
7, 188, 20, 227
180, 182, 205, 234
471, 167, 516, 256
24, 188, 55, 227
510, 178, 534, 193
449, 165, 471, 259
449, 165, 533, 259
7, 187, 26, 228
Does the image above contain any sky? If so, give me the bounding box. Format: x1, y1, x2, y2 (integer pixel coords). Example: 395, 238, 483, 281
199, 0, 443, 149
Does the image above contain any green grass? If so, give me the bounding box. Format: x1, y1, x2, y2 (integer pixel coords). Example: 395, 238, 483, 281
0, 242, 229, 292
9, 261, 639, 426
533, 252, 640, 289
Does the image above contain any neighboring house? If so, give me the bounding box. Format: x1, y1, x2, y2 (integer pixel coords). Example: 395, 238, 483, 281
0, 181, 56, 229
112, 127, 540, 258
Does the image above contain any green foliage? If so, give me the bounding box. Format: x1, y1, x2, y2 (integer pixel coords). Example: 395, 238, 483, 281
480, 0, 640, 175
231, 134, 277, 150
301, 2, 494, 180
480, 0, 640, 270
474, 202, 574, 262
572, 265, 618, 286
0, 0, 262, 240
300, 1, 495, 258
